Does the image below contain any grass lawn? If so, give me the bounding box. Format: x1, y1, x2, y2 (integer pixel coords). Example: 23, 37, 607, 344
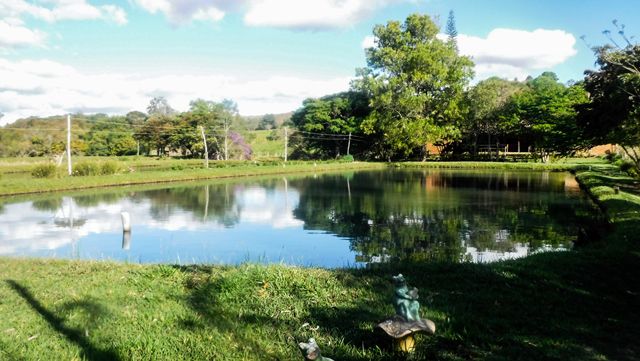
0, 160, 638, 360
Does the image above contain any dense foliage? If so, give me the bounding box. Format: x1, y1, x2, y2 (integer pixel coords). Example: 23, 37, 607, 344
354, 14, 474, 160
290, 91, 373, 159
578, 44, 640, 170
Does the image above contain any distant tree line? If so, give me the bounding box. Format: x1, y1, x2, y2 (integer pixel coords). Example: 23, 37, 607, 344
0, 98, 288, 160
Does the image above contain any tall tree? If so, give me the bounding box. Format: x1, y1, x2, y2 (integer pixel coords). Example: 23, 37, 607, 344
463, 77, 525, 154
578, 43, 640, 170
257, 114, 277, 130
504, 72, 588, 162
446, 10, 458, 47
354, 13, 474, 160
147, 96, 175, 116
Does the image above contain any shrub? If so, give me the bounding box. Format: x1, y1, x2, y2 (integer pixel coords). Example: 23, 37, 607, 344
73, 161, 100, 176
100, 161, 120, 175
31, 163, 58, 178
340, 154, 354, 162
73, 161, 121, 176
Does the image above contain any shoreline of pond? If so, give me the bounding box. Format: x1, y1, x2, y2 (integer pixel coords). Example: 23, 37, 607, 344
0, 158, 611, 197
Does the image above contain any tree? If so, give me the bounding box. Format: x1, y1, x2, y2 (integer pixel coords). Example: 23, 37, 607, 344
354, 13, 474, 160
186, 99, 244, 160
504, 72, 589, 162
257, 114, 277, 130
578, 43, 640, 170
463, 77, 525, 154
85, 116, 137, 156
291, 91, 373, 159
446, 10, 458, 46
147, 96, 175, 116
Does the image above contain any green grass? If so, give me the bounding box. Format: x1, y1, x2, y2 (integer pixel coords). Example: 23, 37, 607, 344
249, 129, 287, 158
0, 160, 639, 360
0, 160, 383, 196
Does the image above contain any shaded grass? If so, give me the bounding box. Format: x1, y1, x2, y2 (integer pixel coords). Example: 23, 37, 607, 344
0, 160, 638, 360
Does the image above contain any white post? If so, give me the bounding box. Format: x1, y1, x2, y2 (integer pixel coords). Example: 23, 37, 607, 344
199, 126, 209, 168
66, 114, 72, 175
284, 126, 288, 162
121, 211, 131, 233
224, 121, 229, 161
347, 132, 352, 156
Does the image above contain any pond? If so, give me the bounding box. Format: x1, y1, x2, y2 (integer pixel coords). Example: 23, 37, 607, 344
0, 169, 603, 267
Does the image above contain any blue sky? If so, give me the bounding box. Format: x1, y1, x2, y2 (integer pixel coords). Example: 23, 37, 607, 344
0, 0, 638, 124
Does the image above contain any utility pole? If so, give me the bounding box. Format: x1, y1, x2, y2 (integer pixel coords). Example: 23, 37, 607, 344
66, 114, 72, 176
224, 120, 229, 161
199, 126, 209, 168
347, 132, 352, 156
284, 126, 288, 162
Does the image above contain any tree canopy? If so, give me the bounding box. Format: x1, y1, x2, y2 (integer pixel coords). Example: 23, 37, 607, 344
578, 44, 640, 167
354, 13, 474, 160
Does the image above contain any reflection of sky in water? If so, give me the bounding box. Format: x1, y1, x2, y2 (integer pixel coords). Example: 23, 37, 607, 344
0, 185, 354, 268
0, 171, 598, 267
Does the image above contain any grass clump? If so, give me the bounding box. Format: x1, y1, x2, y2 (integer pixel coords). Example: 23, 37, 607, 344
31, 163, 58, 178
73, 161, 121, 176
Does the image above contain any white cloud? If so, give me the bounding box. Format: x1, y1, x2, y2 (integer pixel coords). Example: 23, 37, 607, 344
244, 0, 399, 30
0, 57, 351, 124
456, 28, 577, 80
101, 5, 128, 25
361, 35, 376, 49
132, 0, 403, 29
0, 0, 127, 49
0, 19, 47, 47
133, 0, 227, 24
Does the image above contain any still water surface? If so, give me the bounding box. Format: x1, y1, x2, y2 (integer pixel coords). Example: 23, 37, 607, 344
0, 169, 602, 267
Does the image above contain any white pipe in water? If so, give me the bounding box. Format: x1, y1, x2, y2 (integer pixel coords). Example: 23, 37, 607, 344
121, 212, 131, 233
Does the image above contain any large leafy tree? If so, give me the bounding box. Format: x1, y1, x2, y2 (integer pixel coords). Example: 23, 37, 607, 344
463, 77, 525, 154
291, 91, 372, 159
354, 13, 474, 160
85, 116, 137, 156
578, 43, 640, 169
503, 73, 588, 162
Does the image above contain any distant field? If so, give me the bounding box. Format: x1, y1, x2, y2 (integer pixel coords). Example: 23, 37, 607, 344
248, 129, 286, 159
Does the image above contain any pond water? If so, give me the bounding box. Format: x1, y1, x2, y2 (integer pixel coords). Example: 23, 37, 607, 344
0, 169, 602, 267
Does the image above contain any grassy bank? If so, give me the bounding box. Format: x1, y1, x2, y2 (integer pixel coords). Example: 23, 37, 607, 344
0, 161, 385, 196
0, 157, 609, 196
1, 163, 639, 360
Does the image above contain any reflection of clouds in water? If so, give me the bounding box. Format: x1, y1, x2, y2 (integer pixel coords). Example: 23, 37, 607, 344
0, 186, 303, 255
236, 187, 303, 229
465, 244, 565, 263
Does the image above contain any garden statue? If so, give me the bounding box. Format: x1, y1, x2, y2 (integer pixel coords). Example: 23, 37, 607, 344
393, 273, 421, 321
298, 338, 334, 361
376, 274, 435, 352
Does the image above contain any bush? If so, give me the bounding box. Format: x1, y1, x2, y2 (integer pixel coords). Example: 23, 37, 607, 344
100, 161, 120, 175
73, 161, 121, 176
73, 161, 100, 176
31, 163, 58, 178
340, 154, 354, 162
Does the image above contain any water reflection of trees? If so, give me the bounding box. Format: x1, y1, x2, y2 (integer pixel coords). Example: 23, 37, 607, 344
292, 170, 600, 263
142, 184, 240, 227
29, 183, 243, 228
